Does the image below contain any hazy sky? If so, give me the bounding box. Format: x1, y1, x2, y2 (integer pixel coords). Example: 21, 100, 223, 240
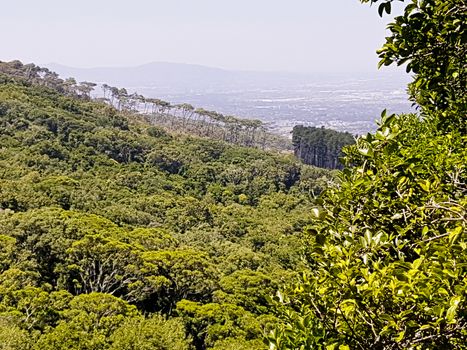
1, 0, 405, 73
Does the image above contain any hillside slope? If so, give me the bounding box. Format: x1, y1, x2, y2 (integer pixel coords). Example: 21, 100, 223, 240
0, 65, 332, 349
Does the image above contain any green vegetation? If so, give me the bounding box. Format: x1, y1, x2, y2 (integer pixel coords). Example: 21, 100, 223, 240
292, 126, 355, 169
1, 0, 465, 348
269, 0, 466, 348
364, 0, 466, 130
0, 61, 332, 349
0, 60, 291, 152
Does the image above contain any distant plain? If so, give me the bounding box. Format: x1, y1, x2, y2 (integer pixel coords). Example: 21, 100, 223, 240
48, 62, 413, 136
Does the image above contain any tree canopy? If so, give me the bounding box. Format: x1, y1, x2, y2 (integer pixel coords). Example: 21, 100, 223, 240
0, 0, 465, 348
292, 126, 355, 169
0, 60, 333, 349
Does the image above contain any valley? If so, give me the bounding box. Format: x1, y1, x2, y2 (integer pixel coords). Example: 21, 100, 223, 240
47, 62, 413, 136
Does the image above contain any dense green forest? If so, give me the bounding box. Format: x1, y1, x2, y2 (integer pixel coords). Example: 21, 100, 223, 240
0, 60, 333, 349
292, 126, 355, 169
1, 0, 465, 349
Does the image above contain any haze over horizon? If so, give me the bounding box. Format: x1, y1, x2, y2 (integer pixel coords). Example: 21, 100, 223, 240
44, 61, 406, 76
1, 0, 412, 136
1, 0, 405, 74
42, 60, 412, 137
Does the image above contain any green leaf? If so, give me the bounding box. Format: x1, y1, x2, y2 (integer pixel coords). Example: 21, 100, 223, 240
448, 226, 462, 245
378, 3, 385, 17
395, 330, 405, 342
311, 207, 321, 219
446, 305, 458, 322
358, 147, 374, 157
384, 2, 392, 15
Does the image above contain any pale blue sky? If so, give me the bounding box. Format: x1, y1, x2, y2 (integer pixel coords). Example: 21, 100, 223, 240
0, 0, 404, 72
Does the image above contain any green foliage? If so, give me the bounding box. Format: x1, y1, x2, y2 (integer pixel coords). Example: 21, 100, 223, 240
109, 314, 192, 350
362, 0, 467, 130
292, 126, 355, 169
270, 112, 466, 348
176, 300, 270, 349
142, 250, 218, 312
269, 1, 466, 348
0, 318, 30, 350
213, 269, 280, 314
35, 293, 138, 350
65, 234, 150, 300
0, 63, 333, 349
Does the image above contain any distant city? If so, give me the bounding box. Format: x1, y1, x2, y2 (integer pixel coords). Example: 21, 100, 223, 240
47, 62, 414, 137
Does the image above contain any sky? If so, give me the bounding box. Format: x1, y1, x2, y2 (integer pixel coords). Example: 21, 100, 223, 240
0, 0, 405, 73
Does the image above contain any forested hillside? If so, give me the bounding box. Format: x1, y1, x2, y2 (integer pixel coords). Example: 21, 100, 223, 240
0, 64, 333, 349
0, 60, 291, 152
1, 0, 465, 348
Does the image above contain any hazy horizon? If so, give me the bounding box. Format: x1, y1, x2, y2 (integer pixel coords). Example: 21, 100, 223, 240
1, 0, 405, 74
43, 60, 407, 76
1, 0, 412, 136
42, 60, 412, 137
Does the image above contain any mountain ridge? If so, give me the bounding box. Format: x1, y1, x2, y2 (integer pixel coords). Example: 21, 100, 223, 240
44, 61, 409, 88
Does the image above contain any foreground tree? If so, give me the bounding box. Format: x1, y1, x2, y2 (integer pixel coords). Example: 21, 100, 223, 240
363, 0, 466, 130
270, 112, 466, 349
269, 0, 466, 348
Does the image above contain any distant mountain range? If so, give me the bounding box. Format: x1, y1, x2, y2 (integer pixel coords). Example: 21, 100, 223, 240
45, 62, 413, 136
45, 62, 409, 94
47, 62, 233, 89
